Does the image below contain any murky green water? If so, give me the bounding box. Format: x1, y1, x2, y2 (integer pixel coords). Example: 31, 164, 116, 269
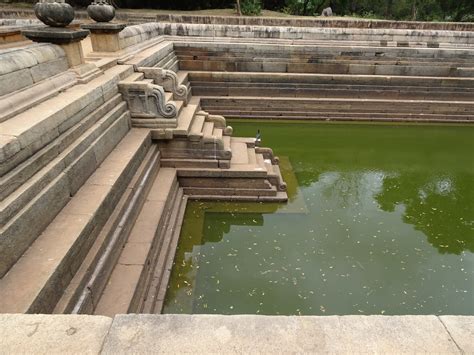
163, 122, 474, 315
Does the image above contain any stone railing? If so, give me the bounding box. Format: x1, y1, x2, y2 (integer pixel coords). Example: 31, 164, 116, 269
118, 81, 178, 119
138, 67, 188, 103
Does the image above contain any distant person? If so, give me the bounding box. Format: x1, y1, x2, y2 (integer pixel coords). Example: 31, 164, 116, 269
322, 7, 333, 17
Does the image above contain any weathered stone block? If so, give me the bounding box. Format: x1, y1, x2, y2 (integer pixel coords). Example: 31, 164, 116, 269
0, 69, 34, 96
0, 173, 71, 278
29, 58, 69, 83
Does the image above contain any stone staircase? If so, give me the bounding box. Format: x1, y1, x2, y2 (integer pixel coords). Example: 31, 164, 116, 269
173, 41, 474, 123
0, 58, 288, 315
121, 69, 288, 200
199, 96, 474, 123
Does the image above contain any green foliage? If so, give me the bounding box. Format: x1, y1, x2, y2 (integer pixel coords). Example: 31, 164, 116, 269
282, 0, 327, 16
29, 0, 473, 22
241, 0, 262, 15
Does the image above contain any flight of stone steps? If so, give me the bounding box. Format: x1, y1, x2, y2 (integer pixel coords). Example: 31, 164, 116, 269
174, 42, 474, 123
0, 64, 137, 282
120, 69, 287, 198
0, 63, 288, 315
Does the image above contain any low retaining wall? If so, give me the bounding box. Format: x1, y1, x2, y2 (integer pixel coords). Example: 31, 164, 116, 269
1, 314, 472, 354
0, 8, 473, 32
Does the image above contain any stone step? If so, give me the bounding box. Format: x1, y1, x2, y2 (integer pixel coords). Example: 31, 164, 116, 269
192, 85, 474, 101
180, 60, 465, 77
94, 168, 179, 316
142, 78, 154, 85
247, 147, 257, 165
0, 64, 134, 178
189, 72, 474, 89
0, 99, 128, 225
165, 92, 173, 102
212, 127, 223, 141
188, 114, 205, 141
183, 186, 277, 197
223, 136, 231, 152
0, 109, 131, 279
179, 176, 272, 190
256, 153, 266, 171
208, 106, 474, 116
271, 163, 287, 191
173, 100, 185, 118
202, 97, 474, 109
177, 167, 267, 179
54, 145, 161, 314
0, 94, 125, 203
201, 121, 214, 138
230, 141, 249, 165
121, 72, 145, 82
0, 129, 151, 314
141, 188, 186, 314
207, 111, 474, 122
176, 71, 189, 86
192, 80, 474, 93
174, 104, 199, 137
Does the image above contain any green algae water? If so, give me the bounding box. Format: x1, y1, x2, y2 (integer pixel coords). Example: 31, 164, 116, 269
164, 122, 474, 315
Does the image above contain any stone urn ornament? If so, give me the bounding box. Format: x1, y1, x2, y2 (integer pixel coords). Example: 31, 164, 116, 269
34, 0, 75, 27
87, 0, 116, 23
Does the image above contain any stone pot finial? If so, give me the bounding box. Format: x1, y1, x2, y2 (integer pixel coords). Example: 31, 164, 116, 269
87, 0, 116, 23
34, 0, 75, 27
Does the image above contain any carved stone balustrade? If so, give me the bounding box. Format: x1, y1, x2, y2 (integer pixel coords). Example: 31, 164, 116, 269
138, 67, 189, 105
119, 81, 177, 118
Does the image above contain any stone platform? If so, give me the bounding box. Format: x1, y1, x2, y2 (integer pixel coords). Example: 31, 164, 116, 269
1, 314, 473, 354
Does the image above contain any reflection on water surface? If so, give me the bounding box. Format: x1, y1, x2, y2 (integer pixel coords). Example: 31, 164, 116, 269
164, 122, 474, 315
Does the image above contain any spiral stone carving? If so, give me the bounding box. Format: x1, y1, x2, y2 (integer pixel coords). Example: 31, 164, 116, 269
138, 67, 189, 103
150, 85, 178, 118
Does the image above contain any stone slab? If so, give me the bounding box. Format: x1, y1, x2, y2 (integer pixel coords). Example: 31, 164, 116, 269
440, 316, 474, 354
102, 315, 463, 354
82, 23, 127, 34
0, 314, 112, 355
22, 27, 90, 45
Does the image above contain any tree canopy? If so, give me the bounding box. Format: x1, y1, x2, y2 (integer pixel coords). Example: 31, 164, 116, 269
50, 0, 474, 22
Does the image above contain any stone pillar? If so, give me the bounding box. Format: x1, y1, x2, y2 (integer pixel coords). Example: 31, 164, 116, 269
81, 23, 126, 53
21, 0, 102, 83
82, 0, 126, 53
22, 27, 90, 67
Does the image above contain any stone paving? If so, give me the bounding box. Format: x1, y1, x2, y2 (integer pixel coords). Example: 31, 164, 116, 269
0, 314, 473, 354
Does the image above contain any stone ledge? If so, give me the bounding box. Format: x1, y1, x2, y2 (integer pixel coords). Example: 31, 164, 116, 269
1, 314, 472, 354
0, 314, 112, 355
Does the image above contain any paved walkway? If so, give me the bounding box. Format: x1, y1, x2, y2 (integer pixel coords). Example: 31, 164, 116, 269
1, 314, 472, 354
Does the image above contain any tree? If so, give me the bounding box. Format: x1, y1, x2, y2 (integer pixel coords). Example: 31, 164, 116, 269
236, 0, 242, 15
411, 0, 417, 20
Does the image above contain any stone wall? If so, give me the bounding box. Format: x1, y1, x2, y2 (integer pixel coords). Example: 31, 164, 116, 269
0, 8, 473, 31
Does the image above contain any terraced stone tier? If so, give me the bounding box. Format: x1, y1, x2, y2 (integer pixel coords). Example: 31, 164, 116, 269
174, 42, 474, 76
189, 72, 474, 102
0, 129, 151, 314
199, 96, 474, 123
